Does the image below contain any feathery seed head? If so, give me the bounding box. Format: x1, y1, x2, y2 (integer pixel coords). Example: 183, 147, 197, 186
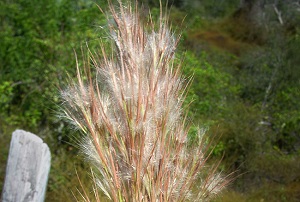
59, 1, 230, 201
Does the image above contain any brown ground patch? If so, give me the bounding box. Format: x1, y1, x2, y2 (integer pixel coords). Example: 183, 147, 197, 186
187, 30, 251, 56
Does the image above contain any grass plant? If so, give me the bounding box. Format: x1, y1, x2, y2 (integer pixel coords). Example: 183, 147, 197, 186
59, 1, 230, 201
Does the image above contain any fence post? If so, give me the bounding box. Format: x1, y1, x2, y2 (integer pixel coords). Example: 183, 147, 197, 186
1, 130, 51, 202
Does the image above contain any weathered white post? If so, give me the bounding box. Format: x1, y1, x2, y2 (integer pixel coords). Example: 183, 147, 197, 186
1, 130, 51, 202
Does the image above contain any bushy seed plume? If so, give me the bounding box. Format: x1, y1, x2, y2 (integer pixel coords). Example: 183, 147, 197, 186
60, 1, 230, 201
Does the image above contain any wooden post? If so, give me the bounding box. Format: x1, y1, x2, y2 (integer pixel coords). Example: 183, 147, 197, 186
1, 130, 51, 202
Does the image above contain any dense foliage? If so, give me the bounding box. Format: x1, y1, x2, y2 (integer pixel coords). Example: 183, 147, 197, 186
1, 0, 299, 201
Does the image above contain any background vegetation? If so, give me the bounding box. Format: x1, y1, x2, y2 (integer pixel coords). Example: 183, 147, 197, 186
1, 0, 299, 201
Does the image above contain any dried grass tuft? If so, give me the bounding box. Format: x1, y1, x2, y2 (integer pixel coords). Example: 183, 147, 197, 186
59, 1, 231, 201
